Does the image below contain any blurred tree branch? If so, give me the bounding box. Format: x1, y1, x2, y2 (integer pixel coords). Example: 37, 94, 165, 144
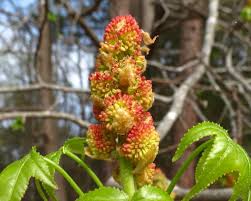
0, 111, 90, 128
59, 0, 100, 47
157, 0, 219, 140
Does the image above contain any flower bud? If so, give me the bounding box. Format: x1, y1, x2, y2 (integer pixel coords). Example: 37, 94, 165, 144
152, 168, 169, 191
128, 76, 154, 110
85, 124, 115, 160
135, 163, 156, 187
104, 15, 141, 46
99, 93, 146, 135
90, 71, 120, 107
120, 122, 160, 167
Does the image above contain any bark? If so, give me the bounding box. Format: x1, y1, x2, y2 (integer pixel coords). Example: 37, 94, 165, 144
110, 0, 155, 33
36, 0, 56, 153
35, 1, 67, 200
110, 0, 130, 17
169, 3, 205, 188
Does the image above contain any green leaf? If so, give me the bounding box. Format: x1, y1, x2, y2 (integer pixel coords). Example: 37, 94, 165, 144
241, 6, 251, 22
0, 148, 56, 201
63, 137, 86, 156
47, 12, 57, 23
11, 117, 24, 132
132, 186, 172, 201
173, 121, 251, 201
42, 150, 63, 200
76, 187, 129, 201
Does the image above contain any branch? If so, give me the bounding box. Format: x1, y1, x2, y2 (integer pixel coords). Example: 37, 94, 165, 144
106, 177, 232, 201
0, 83, 90, 94
157, 0, 219, 140
61, 0, 100, 47
0, 83, 171, 103
148, 59, 199, 73
81, 0, 102, 16
0, 111, 90, 128
226, 49, 251, 93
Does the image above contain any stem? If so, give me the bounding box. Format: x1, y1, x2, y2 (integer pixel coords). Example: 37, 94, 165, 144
44, 186, 58, 201
167, 140, 213, 194
35, 179, 48, 201
119, 157, 136, 198
64, 150, 103, 187
43, 157, 84, 196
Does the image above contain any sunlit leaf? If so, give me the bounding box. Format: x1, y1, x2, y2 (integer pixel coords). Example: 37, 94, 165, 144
0, 148, 56, 201
173, 121, 251, 201
76, 187, 129, 201
132, 186, 172, 201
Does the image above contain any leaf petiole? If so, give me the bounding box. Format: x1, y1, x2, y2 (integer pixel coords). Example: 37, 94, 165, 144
63, 149, 103, 187
167, 140, 213, 194
43, 157, 84, 196
35, 179, 48, 201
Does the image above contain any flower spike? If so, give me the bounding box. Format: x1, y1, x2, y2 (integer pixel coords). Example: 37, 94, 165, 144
87, 15, 159, 187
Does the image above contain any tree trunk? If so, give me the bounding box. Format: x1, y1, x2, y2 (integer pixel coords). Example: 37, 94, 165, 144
36, 0, 56, 153
169, 7, 204, 188
36, 1, 67, 200
110, 0, 155, 33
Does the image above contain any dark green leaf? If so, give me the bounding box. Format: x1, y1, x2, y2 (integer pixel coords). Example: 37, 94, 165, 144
76, 187, 129, 201
132, 186, 172, 201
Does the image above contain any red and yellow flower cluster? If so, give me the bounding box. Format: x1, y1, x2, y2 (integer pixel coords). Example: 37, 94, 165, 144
86, 15, 160, 188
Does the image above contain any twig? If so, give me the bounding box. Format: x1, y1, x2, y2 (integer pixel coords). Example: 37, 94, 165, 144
61, 0, 100, 47
148, 59, 199, 73
157, 0, 219, 140
0, 111, 90, 128
0, 83, 90, 94
0, 82, 171, 103
226, 49, 251, 92
81, 0, 102, 16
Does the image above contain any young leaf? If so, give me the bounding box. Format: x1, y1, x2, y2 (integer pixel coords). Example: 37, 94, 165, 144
241, 6, 251, 22
11, 117, 25, 132
76, 187, 129, 201
63, 137, 86, 155
131, 186, 173, 201
0, 148, 56, 201
47, 12, 57, 23
42, 150, 63, 200
173, 121, 251, 201
41, 137, 87, 199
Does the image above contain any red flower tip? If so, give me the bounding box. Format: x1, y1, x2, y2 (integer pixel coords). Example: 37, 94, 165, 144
120, 122, 159, 165
85, 124, 115, 160
104, 15, 141, 44
128, 76, 154, 110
